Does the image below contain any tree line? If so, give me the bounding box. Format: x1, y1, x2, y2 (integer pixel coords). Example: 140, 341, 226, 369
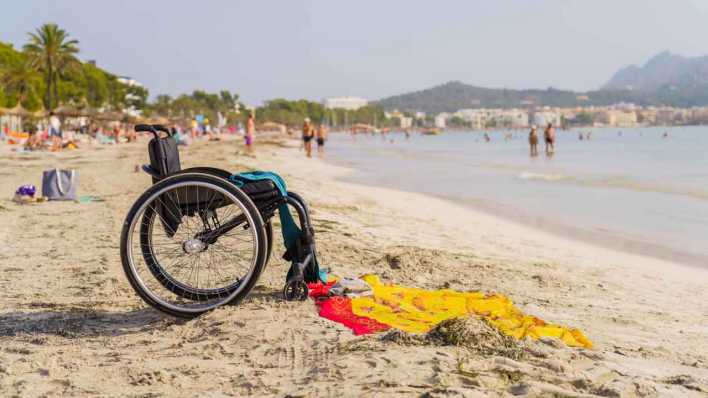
0, 24, 147, 112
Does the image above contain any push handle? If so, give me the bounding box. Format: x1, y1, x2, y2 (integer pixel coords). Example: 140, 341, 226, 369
135, 124, 172, 139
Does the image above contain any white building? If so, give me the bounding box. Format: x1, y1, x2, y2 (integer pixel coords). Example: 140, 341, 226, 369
118, 76, 144, 117
533, 110, 562, 127
454, 108, 529, 129
434, 114, 447, 129
322, 96, 368, 111
117, 76, 143, 88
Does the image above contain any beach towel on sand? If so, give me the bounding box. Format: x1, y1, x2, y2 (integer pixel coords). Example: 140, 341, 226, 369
309, 281, 390, 335
310, 275, 592, 349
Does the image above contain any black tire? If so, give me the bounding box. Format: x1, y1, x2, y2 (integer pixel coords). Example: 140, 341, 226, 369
120, 173, 267, 318
264, 220, 273, 266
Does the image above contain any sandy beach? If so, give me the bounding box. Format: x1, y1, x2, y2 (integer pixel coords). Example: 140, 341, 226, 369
1, 137, 707, 397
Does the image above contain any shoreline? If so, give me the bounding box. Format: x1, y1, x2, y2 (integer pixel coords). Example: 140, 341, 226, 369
321, 131, 708, 270
316, 148, 705, 280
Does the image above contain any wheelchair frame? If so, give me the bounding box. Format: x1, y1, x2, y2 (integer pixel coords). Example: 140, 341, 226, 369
119, 124, 319, 318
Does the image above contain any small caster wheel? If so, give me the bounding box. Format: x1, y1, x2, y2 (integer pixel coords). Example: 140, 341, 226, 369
283, 279, 309, 301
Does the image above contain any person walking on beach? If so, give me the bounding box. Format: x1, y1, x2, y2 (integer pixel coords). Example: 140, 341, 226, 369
316, 123, 327, 156
302, 117, 314, 158
48, 112, 62, 151
113, 124, 122, 144
528, 125, 539, 157
245, 113, 255, 154
190, 118, 198, 139
544, 123, 555, 155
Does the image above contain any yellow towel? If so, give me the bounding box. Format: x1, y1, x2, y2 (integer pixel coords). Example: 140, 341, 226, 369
351, 275, 592, 349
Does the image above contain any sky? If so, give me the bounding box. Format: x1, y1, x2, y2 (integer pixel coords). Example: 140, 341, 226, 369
3, 0, 708, 105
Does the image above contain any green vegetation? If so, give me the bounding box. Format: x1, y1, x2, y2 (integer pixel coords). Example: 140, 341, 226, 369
253, 99, 390, 127
0, 23, 146, 112
143, 90, 242, 124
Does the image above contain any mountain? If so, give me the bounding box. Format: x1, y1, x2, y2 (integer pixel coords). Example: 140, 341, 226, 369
376, 52, 708, 113
376, 81, 586, 114
602, 51, 708, 91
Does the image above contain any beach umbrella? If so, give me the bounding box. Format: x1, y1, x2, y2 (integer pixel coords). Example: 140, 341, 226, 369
8, 103, 33, 117
144, 116, 169, 125
53, 104, 83, 117
259, 121, 287, 134
95, 110, 124, 122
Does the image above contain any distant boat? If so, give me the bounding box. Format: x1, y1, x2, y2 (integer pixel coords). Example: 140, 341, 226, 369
421, 128, 441, 135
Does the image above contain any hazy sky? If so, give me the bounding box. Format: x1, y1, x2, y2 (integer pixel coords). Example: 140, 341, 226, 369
3, 1, 708, 104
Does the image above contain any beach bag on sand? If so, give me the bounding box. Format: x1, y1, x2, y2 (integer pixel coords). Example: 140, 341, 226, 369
42, 169, 78, 201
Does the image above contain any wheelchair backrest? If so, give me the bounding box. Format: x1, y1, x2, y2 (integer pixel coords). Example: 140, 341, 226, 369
148, 134, 181, 180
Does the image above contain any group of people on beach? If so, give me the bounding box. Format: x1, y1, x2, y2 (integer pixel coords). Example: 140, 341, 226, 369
10, 111, 138, 152
528, 123, 555, 157
301, 117, 327, 158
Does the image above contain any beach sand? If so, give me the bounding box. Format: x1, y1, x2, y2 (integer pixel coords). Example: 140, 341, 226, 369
0, 137, 706, 397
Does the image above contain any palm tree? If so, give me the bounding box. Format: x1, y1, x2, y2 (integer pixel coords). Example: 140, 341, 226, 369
23, 23, 79, 111
0, 60, 41, 106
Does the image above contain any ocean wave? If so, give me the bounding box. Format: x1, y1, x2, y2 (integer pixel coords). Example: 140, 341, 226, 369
518, 171, 572, 182
517, 171, 708, 201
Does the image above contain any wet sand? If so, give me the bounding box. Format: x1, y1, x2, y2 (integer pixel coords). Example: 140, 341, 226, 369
0, 137, 706, 397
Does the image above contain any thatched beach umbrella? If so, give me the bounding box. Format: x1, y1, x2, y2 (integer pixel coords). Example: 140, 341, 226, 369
53, 104, 84, 117
351, 123, 375, 133
144, 116, 169, 125
8, 104, 34, 117
95, 110, 124, 122
258, 121, 287, 134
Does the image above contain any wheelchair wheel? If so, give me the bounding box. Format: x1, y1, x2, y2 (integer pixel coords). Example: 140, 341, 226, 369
120, 173, 268, 318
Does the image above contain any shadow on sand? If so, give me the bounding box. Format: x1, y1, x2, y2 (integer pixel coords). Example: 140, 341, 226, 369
0, 307, 181, 338
0, 287, 287, 339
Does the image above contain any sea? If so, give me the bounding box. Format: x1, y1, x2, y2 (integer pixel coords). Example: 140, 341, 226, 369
325, 126, 708, 268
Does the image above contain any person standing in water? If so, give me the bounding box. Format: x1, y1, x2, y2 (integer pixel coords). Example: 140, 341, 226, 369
544, 123, 556, 155
245, 113, 255, 154
302, 117, 314, 158
528, 125, 539, 157
316, 123, 327, 156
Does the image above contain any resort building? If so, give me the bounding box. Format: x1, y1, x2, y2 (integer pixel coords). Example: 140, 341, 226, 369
533, 110, 562, 127
322, 96, 368, 111
455, 108, 529, 129
434, 113, 447, 129
118, 76, 144, 117
595, 110, 638, 127
399, 116, 414, 129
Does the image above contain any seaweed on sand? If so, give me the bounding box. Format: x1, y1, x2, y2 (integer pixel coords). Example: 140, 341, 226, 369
381, 317, 527, 360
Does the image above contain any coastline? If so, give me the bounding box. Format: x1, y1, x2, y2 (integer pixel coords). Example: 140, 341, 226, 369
0, 138, 706, 396
318, 146, 706, 280
322, 130, 708, 270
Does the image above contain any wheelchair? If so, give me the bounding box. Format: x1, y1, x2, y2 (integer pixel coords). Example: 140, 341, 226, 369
119, 124, 321, 318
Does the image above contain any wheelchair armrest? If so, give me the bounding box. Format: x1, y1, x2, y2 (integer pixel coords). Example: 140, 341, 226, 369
141, 164, 160, 178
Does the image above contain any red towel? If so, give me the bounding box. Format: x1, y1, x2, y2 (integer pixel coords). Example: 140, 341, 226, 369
316, 296, 390, 336
308, 281, 336, 298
